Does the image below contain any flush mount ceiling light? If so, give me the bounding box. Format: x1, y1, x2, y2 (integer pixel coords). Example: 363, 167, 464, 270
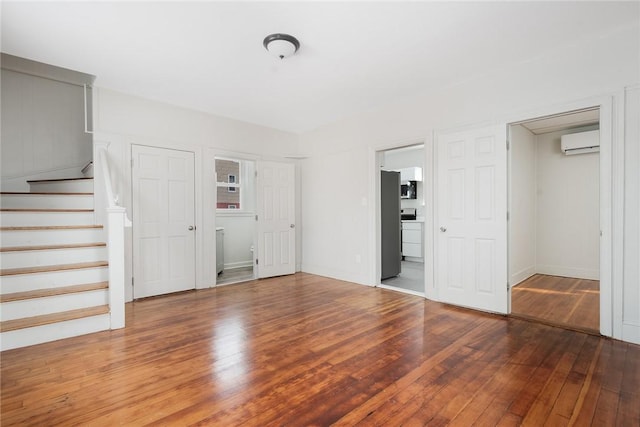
263, 33, 300, 59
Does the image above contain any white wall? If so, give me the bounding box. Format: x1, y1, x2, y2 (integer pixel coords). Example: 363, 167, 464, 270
509, 125, 536, 285
1, 69, 92, 191
92, 88, 299, 302
298, 23, 640, 343
299, 147, 372, 284
536, 127, 600, 279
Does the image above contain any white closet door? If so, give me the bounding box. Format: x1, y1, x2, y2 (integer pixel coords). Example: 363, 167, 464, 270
256, 161, 295, 278
132, 145, 196, 298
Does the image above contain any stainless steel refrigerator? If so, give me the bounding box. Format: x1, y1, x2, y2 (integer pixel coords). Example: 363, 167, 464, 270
381, 170, 401, 280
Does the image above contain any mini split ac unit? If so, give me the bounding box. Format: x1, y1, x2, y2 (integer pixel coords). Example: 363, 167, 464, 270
560, 130, 600, 155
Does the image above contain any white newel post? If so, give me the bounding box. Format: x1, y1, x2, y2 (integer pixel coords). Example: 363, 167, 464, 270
96, 144, 130, 330
107, 207, 126, 329
107, 206, 126, 329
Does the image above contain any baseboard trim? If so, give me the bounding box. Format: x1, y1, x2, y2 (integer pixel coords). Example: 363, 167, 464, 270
511, 266, 536, 287
535, 265, 599, 280
622, 322, 640, 345
223, 261, 253, 270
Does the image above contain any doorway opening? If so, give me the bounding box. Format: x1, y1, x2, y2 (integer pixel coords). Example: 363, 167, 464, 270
378, 144, 426, 295
215, 157, 257, 286
508, 108, 600, 334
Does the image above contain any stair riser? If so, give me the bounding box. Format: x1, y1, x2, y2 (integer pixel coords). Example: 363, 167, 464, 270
0, 211, 95, 226
1, 247, 107, 269
29, 180, 94, 193
0, 313, 110, 351
1, 290, 108, 321
0, 194, 93, 209
1, 228, 104, 246
1, 267, 108, 294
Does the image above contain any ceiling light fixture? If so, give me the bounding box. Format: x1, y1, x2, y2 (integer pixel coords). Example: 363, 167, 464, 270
263, 33, 300, 59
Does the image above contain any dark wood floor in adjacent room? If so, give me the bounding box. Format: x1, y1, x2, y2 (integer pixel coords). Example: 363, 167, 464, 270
511, 274, 600, 334
2, 273, 638, 426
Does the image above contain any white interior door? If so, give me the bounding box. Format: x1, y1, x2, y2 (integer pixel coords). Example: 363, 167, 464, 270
256, 161, 295, 278
436, 125, 508, 313
132, 145, 196, 298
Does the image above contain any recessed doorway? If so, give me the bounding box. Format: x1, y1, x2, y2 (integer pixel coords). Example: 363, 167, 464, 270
215, 156, 257, 286
508, 108, 601, 334
378, 144, 426, 296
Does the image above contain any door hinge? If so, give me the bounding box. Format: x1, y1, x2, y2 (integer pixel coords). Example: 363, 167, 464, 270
255, 171, 258, 178
132, 277, 134, 287
131, 158, 134, 167
256, 259, 259, 265
507, 211, 510, 221
506, 140, 510, 150
507, 282, 510, 291
255, 215, 258, 221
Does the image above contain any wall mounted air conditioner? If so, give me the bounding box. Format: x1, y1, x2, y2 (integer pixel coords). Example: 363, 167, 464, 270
560, 130, 599, 155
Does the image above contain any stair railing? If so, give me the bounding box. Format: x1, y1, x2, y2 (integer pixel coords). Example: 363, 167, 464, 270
95, 143, 131, 329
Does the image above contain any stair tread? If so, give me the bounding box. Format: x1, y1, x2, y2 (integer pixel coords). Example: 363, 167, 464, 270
1, 208, 94, 212
27, 177, 93, 183
1, 192, 93, 195
0, 282, 109, 303
0, 242, 107, 252
1, 225, 103, 231
0, 305, 109, 332
1, 261, 108, 276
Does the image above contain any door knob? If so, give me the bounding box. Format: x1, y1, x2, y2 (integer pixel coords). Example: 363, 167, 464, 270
290, 224, 295, 229
188, 226, 195, 231
440, 226, 447, 232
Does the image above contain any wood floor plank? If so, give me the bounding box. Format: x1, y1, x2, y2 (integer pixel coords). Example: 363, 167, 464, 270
0, 261, 108, 276
27, 177, 93, 183
0, 208, 93, 212
520, 333, 586, 425
0, 192, 93, 195
0, 243, 106, 252
0, 282, 108, 302
1, 273, 638, 426
512, 274, 599, 333
0, 225, 103, 231
0, 305, 109, 332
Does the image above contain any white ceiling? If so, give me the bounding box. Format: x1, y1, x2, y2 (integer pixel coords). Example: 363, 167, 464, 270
1, 2, 637, 134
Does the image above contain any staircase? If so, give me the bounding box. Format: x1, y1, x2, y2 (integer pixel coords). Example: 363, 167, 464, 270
0, 177, 112, 351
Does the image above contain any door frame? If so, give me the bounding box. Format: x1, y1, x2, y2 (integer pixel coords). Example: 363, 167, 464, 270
207, 148, 259, 286
504, 95, 615, 337
369, 137, 435, 299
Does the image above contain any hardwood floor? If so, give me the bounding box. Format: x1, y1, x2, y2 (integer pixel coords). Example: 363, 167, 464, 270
2, 273, 638, 426
512, 274, 599, 334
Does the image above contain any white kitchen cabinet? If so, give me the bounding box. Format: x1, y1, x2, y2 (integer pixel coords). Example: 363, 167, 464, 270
402, 221, 423, 258
399, 167, 423, 182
